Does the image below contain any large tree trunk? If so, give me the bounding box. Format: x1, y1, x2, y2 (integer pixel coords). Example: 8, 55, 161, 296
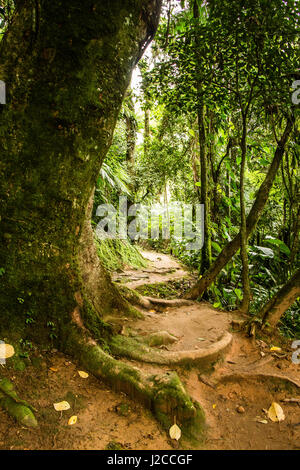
260, 269, 300, 330
0, 0, 205, 441
0, 0, 206, 438
186, 116, 294, 300
0, 0, 161, 336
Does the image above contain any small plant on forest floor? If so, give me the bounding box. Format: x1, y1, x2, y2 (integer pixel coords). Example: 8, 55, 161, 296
25, 310, 35, 325
105, 441, 125, 451
19, 338, 33, 358
115, 402, 131, 416
136, 279, 192, 299
47, 321, 58, 341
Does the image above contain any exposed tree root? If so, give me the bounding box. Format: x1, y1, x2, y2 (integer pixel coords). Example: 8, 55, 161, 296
0, 378, 38, 427
118, 284, 196, 312
110, 332, 232, 368
62, 326, 206, 444
118, 284, 152, 310
143, 331, 179, 347
145, 297, 195, 308
216, 372, 300, 391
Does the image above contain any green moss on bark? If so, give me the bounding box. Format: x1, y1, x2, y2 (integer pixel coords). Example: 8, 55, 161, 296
0, 378, 38, 427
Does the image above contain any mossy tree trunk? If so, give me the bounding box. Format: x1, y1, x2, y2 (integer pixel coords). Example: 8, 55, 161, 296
260, 268, 300, 330
0, 0, 162, 375
124, 88, 137, 168
0, 0, 161, 339
139, 60, 151, 160
0, 1, 205, 439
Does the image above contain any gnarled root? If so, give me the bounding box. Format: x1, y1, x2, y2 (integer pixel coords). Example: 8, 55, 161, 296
0, 378, 38, 427
118, 284, 152, 310
110, 332, 232, 368
62, 327, 206, 444
118, 285, 195, 312
216, 372, 300, 392
144, 331, 179, 347
145, 297, 195, 309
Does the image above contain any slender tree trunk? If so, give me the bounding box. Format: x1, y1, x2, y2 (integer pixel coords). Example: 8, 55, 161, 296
144, 107, 150, 157
193, 0, 211, 275
186, 116, 294, 299
239, 116, 251, 313
192, 146, 200, 198
124, 89, 137, 205
226, 147, 232, 219
190, 122, 200, 198
208, 113, 218, 223
197, 103, 212, 274
260, 269, 300, 329
139, 61, 151, 159
125, 89, 137, 167
290, 205, 300, 267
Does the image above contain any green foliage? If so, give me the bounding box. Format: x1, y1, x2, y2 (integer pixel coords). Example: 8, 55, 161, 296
280, 304, 300, 338
132, 0, 299, 335
105, 441, 125, 451
96, 238, 147, 272
0, 0, 15, 38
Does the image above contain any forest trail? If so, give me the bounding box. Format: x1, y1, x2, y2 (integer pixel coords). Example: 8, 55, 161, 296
0, 249, 299, 450
112, 249, 300, 388
112, 249, 193, 289
113, 249, 300, 449
113, 249, 232, 361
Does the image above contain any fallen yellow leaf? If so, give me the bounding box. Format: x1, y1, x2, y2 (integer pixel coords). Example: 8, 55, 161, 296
0, 343, 15, 359
78, 371, 89, 379
212, 404, 217, 409
68, 415, 77, 425
53, 401, 71, 411
169, 423, 181, 441
267, 402, 285, 422
254, 417, 268, 424
49, 367, 58, 372
270, 346, 282, 352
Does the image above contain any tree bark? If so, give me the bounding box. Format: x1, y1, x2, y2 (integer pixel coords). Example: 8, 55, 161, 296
0, 0, 161, 336
194, 0, 211, 275
239, 116, 251, 314
260, 269, 300, 329
0, 1, 206, 440
186, 116, 294, 299
197, 103, 212, 274
124, 88, 137, 172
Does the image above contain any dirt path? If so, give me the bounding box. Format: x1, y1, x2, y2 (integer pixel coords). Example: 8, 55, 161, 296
0, 248, 299, 450
125, 302, 231, 352
113, 249, 300, 450
112, 249, 194, 289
